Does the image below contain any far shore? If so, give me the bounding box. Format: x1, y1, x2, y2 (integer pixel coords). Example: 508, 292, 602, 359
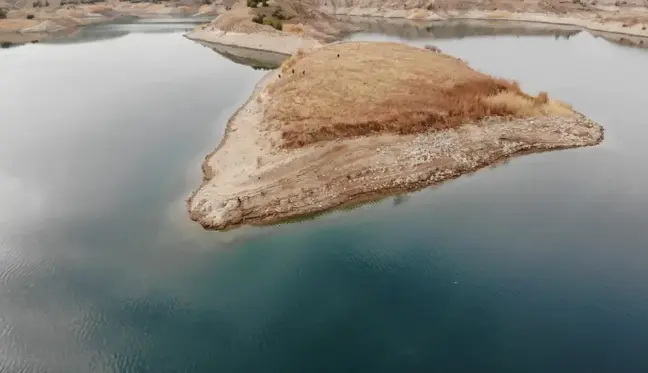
0, 1, 220, 43
186, 5, 648, 55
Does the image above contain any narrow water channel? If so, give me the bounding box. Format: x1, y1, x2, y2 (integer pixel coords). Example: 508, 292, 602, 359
1, 20, 648, 373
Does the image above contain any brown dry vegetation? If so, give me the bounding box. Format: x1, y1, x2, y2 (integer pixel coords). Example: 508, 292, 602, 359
265, 42, 575, 149
283, 22, 304, 34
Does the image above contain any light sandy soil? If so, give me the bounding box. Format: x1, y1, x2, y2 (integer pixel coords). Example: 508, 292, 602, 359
186, 28, 321, 54
187, 42, 604, 230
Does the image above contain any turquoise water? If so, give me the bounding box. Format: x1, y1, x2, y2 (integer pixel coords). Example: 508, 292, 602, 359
2, 22, 648, 372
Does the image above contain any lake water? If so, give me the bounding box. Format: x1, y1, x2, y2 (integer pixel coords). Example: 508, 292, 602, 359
2, 20, 648, 373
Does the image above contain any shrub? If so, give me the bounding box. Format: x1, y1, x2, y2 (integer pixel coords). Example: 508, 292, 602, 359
26, 14, 35, 19
535, 91, 549, 105
252, 13, 265, 24
1, 41, 12, 48
0, 8, 6, 19
261, 0, 268, 6
263, 17, 282, 30
272, 7, 288, 20
246, 0, 259, 7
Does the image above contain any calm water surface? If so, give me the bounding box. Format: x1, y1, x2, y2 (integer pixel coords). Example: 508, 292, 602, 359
1, 22, 648, 373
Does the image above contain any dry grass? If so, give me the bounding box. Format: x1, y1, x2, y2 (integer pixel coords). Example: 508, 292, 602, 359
484, 91, 576, 117
283, 23, 305, 34
265, 42, 576, 148
411, 9, 429, 19
280, 47, 306, 71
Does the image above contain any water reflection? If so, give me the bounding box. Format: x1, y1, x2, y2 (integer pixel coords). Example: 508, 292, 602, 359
341, 17, 582, 40
0, 29, 268, 372
42, 17, 211, 45
342, 17, 648, 51
205, 42, 286, 70
392, 195, 409, 207
0, 17, 212, 48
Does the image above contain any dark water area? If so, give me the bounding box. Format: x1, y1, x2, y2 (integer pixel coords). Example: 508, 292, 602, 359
2, 21, 648, 373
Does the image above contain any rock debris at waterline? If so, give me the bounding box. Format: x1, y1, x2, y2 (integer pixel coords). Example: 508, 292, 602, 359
187, 42, 604, 230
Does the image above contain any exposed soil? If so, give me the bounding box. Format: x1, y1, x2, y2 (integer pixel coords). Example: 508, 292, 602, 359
187, 42, 604, 230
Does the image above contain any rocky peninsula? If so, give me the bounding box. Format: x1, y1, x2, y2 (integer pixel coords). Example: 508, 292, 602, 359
187, 42, 604, 230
